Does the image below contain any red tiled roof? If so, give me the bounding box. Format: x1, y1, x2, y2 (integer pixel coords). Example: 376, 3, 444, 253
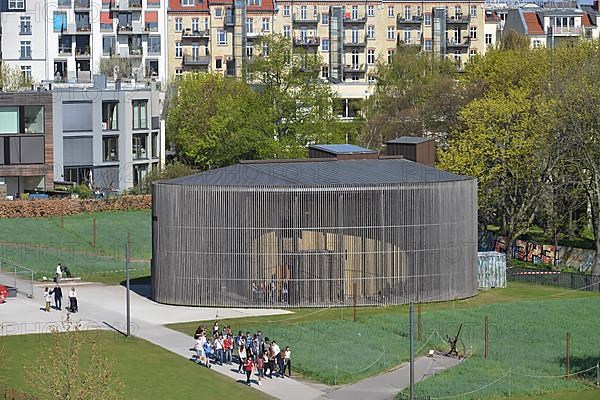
168, 0, 208, 13
523, 12, 544, 35
582, 13, 594, 27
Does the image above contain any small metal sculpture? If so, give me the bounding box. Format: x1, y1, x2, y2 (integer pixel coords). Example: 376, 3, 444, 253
445, 323, 463, 358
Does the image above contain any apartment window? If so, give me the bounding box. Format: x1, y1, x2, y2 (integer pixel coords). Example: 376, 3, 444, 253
22, 105, 43, 133
53, 12, 67, 32
532, 39, 542, 48
175, 41, 182, 57
59, 35, 73, 55
404, 6, 411, 20
470, 5, 477, 17
321, 65, 329, 79
64, 167, 91, 185
181, 0, 193, 5
367, 49, 375, 64
191, 18, 199, 31
387, 26, 395, 40
455, 5, 462, 17
246, 44, 253, 57
148, 36, 161, 54
215, 58, 223, 69
321, 38, 329, 51
132, 134, 148, 159
246, 17, 253, 33
145, 12, 158, 31
175, 68, 182, 77
403, 30, 411, 44
387, 6, 394, 17
133, 164, 147, 187
19, 66, 32, 83
102, 101, 118, 131
102, 36, 115, 55
8, 0, 24, 9
367, 5, 374, 17
217, 30, 227, 44
247, 0, 260, 5
417, 6, 421, 16
132, 100, 147, 130
351, 5, 358, 19
470, 26, 477, 40
485, 33, 492, 45
300, 5, 307, 19
20, 41, 31, 60
313, 5, 318, 17
102, 136, 119, 161
424, 39, 432, 51
367, 25, 375, 39
175, 18, 182, 32
283, 5, 290, 16
387, 49, 394, 64
0, 107, 19, 133
20, 16, 31, 35
424, 14, 431, 26
283, 25, 290, 38
470, 49, 477, 57
262, 18, 270, 32
262, 43, 269, 56
368, 74, 376, 83
322, 13, 328, 25
151, 132, 159, 158
214, 7, 222, 17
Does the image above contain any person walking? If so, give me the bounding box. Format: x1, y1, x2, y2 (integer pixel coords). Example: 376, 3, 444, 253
43, 287, 52, 312
277, 348, 286, 378
244, 356, 255, 386
224, 334, 233, 364
68, 287, 78, 313
271, 340, 281, 376
237, 343, 247, 374
214, 334, 224, 365
255, 351, 265, 386
50, 284, 63, 310
283, 346, 292, 377
194, 334, 211, 368
267, 347, 276, 378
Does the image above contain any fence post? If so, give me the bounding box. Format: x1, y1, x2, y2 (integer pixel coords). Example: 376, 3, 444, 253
353, 282, 357, 322
566, 332, 570, 380
92, 218, 97, 248
418, 303, 422, 341
484, 315, 488, 359
508, 368, 511, 397
596, 362, 599, 386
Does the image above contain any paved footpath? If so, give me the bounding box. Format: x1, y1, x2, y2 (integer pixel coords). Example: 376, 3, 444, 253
0, 279, 460, 400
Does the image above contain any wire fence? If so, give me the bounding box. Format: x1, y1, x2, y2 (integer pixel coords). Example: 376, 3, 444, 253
507, 267, 600, 292
0, 258, 34, 298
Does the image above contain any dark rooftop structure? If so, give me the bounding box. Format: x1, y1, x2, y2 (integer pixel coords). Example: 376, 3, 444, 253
163, 158, 468, 187
386, 136, 432, 144
308, 144, 379, 160
385, 136, 436, 167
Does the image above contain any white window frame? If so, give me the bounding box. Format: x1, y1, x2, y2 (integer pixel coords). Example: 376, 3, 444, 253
175, 18, 182, 32
321, 37, 329, 51
175, 41, 182, 58
470, 5, 477, 17
262, 17, 270, 32
367, 49, 375, 65
387, 26, 395, 40
485, 33, 492, 45
424, 14, 431, 26
387, 6, 394, 17
367, 25, 375, 39
181, 0, 193, 6
283, 5, 290, 16
217, 29, 227, 45
469, 26, 477, 40
8, 0, 24, 9
367, 5, 374, 17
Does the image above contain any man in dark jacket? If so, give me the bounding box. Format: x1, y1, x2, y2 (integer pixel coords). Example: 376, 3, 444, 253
50, 284, 63, 310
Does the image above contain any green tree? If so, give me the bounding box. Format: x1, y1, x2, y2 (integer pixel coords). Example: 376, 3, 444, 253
500, 30, 530, 51
27, 316, 123, 400
439, 88, 555, 259
362, 45, 475, 150
166, 73, 273, 169
247, 34, 347, 157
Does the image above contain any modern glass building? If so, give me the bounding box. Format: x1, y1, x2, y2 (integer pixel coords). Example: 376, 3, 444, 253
152, 157, 478, 307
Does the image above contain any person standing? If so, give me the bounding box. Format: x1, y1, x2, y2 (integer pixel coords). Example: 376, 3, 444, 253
50, 284, 63, 310
283, 346, 292, 377
255, 352, 265, 386
244, 356, 255, 386
277, 349, 286, 378
237, 343, 247, 374
267, 347, 276, 378
55, 263, 63, 282
68, 287, 78, 313
213, 334, 224, 365
43, 287, 52, 312
271, 340, 281, 376
224, 334, 233, 364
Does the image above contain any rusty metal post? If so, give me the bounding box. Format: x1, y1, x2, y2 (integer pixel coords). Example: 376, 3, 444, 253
485, 315, 488, 359
566, 332, 570, 380
60, 214, 64, 229
92, 218, 96, 248
353, 282, 357, 322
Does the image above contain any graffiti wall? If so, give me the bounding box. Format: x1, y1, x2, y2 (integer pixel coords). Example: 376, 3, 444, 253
478, 232, 596, 272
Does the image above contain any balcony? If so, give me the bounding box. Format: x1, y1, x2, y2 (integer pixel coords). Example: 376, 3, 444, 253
75, 23, 91, 33
344, 36, 367, 47
246, 31, 263, 40
547, 25, 584, 35
75, 48, 91, 57
182, 28, 210, 39
446, 39, 470, 49
129, 0, 142, 8
397, 15, 422, 27
129, 47, 143, 57
292, 14, 319, 25
344, 64, 366, 73
118, 22, 144, 34
183, 54, 211, 66
74, 0, 90, 9
343, 16, 367, 25
293, 36, 320, 47
447, 15, 470, 25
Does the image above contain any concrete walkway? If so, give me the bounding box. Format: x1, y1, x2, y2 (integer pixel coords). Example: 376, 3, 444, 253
323, 354, 462, 400
0, 279, 460, 400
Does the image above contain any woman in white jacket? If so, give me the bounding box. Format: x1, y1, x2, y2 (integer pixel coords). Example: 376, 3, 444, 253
68, 287, 78, 313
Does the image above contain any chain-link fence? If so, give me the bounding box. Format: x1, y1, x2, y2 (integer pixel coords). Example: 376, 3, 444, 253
507, 266, 600, 292
0, 258, 34, 298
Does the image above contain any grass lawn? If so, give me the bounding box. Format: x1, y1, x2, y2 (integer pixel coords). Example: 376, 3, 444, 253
0, 210, 151, 283
169, 283, 600, 399
0, 330, 272, 400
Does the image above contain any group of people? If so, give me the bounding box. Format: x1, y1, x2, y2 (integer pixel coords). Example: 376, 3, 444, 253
192, 321, 292, 386
43, 284, 78, 313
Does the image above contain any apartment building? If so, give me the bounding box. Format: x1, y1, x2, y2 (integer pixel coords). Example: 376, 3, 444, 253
0, 0, 168, 84
503, 5, 598, 48
165, 0, 485, 83
51, 76, 165, 191
0, 92, 54, 196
